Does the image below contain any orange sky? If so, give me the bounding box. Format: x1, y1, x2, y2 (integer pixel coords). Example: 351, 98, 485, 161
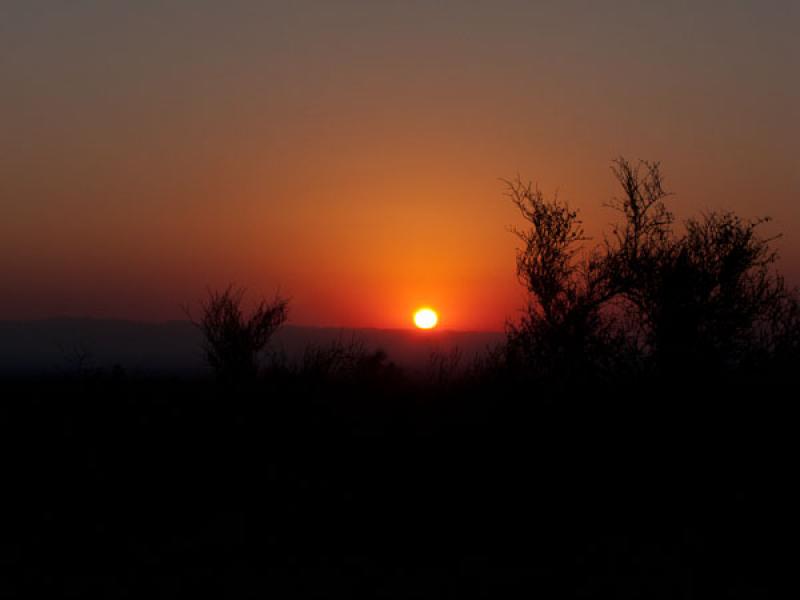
1, 2, 798, 330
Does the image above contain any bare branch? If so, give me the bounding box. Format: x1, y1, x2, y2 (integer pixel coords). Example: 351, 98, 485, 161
189, 285, 289, 382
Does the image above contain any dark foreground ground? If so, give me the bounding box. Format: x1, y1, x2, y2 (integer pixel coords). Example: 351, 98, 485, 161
0, 371, 793, 597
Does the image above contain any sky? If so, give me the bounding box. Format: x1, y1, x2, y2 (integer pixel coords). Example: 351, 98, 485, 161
1, 1, 798, 330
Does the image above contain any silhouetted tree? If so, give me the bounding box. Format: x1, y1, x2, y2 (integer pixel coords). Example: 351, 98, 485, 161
188, 286, 288, 382
647, 212, 794, 373
504, 178, 615, 379
600, 157, 680, 366
506, 157, 800, 382
603, 159, 796, 374
603, 158, 674, 300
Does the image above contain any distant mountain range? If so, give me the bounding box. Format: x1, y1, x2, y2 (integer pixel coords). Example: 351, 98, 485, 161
0, 319, 504, 375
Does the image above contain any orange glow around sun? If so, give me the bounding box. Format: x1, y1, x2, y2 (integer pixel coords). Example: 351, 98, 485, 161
413, 307, 439, 329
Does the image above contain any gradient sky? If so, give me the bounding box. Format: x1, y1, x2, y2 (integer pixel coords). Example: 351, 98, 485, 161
2, 1, 798, 330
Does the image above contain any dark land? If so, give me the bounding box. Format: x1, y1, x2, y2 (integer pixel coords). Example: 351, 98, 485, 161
0, 340, 792, 597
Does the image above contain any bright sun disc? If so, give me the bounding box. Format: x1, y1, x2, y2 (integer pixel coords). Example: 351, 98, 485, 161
413, 308, 438, 329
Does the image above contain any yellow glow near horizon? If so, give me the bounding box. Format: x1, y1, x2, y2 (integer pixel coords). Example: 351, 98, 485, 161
413, 308, 439, 329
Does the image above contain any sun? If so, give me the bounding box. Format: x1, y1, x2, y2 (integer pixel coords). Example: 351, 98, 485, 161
413, 307, 439, 330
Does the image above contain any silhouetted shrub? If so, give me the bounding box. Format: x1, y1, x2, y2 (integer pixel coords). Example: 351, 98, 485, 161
298, 336, 394, 384
604, 159, 798, 374
645, 212, 789, 372
188, 285, 288, 382
503, 178, 617, 380
506, 157, 799, 382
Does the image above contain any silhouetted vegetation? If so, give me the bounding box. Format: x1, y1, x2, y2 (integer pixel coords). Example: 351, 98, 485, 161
266, 334, 401, 390
186, 285, 289, 383
2, 158, 796, 597
503, 157, 800, 383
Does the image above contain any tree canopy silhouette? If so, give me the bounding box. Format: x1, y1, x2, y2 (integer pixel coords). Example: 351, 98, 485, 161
505, 157, 799, 380
504, 178, 612, 379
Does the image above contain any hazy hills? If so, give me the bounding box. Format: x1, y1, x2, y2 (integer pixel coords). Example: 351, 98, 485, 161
0, 319, 504, 375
